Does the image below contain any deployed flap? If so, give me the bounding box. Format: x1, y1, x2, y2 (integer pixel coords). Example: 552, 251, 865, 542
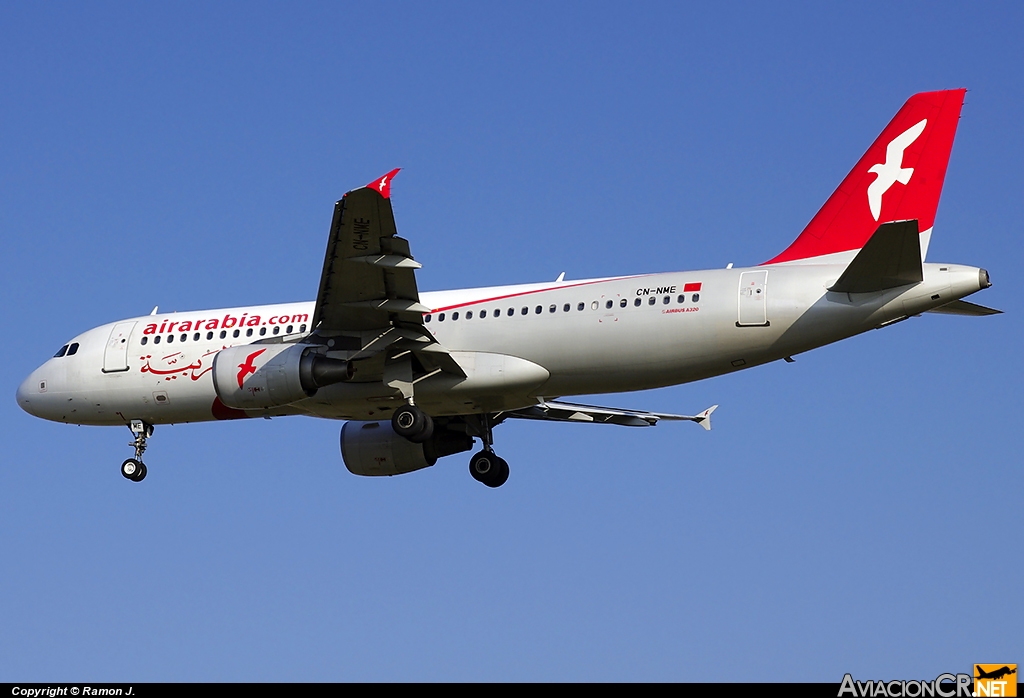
506, 401, 718, 429
927, 299, 1003, 316
312, 169, 428, 333
828, 220, 923, 293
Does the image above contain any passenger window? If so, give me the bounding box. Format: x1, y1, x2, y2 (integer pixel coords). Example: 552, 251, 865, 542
692, 293, 700, 302
67, 343, 79, 356
678, 295, 685, 303
577, 302, 584, 311
425, 315, 432, 323
466, 311, 473, 319
232, 329, 240, 338
605, 300, 613, 309
480, 310, 487, 318
300, 324, 307, 333
619, 299, 627, 308
207, 332, 214, 340
286, 325, 293, 333
194, 332, 201, 341
634, 298, 641, 307
220, 330, 227, 339
181, 333, 188, 341
591, 301, 599, 310
54, 345, 69, 358
535, 305, 542, 314
563, 304, 570, 312
272, 326, 279, 335
521, 307, 528, 315
154, 336, 161, 345
507, 308, 514, 317
648, 297, 656, 305
438, 313, 445, 322
167, 335, 174, 343
246, 328, 253, 337
663, 296, 670, 304
549, 305, 556, 313
141, 337, 148, 346
452, 312, 459, 321
259, 327, 266, 336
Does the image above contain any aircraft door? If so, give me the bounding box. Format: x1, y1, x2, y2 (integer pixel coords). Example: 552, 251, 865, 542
102, 321, 136, 373
737, 271, 769, 326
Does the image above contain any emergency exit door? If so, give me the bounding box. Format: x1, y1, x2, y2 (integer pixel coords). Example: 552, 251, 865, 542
102, 321, 136, 372
737, 271, 769, 326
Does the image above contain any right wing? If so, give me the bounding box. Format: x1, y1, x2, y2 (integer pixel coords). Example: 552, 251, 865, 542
505, 400, 718, 430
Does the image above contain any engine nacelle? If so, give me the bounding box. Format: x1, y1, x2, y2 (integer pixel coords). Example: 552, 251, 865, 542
341, 420, 474, 476
212, 343, 352, 410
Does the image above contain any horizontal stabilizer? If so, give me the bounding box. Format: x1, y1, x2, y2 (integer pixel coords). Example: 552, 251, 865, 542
506, 401, 718, 429
927, 299, 1003, 316
829, 220, 923, 293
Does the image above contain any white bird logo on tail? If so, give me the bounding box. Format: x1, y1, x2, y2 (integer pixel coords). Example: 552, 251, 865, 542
867, 118, 927, 221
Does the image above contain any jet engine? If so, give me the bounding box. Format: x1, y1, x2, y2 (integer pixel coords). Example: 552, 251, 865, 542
212, 343, 352, 410
341, 420, 474, 476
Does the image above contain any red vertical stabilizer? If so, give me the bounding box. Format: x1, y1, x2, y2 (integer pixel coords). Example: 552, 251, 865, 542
766, 89, 965, 264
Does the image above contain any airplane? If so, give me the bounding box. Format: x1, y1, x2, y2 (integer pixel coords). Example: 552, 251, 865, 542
16, 89, 1000, 488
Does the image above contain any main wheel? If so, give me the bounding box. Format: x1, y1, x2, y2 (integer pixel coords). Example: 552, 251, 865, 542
135, 463, 148, 482
391, 405, 434, 443
121, 458, 144, 481
469, 451, 509, 488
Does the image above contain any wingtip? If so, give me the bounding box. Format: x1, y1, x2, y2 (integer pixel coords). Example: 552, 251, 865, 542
365, 168, 401, 198
698, 405, 718, 431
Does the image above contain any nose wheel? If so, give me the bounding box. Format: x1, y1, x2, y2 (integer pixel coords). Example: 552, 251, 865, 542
121, 458, 147, 482
122, 420, 153, 483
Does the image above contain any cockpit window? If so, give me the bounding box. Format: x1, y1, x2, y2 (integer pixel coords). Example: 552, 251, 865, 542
67, 343, 80, 356
54, 345, 69, 358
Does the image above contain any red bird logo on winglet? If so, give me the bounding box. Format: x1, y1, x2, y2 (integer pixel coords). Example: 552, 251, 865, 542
365, 168, 401, 199
236, 348, 267, 389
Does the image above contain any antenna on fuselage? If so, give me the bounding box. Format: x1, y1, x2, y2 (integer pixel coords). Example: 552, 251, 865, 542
150, 306, 159, 315
555, 272, 565, 282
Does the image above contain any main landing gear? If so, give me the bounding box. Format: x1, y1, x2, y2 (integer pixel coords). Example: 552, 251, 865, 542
469, 450, 509, 488
467, 413, 508, 488
391, 403, 434, 443
121, 420, 152, 482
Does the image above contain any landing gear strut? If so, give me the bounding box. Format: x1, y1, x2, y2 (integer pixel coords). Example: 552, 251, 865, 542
467, 413, 509, 488
122, 420, 152, 482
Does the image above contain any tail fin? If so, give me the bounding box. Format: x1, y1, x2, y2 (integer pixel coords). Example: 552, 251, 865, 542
766, 89, 966, 264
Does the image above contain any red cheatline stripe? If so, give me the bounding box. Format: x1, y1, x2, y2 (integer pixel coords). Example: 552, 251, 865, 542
683, 282, 702, 292
427, 275, 651, 313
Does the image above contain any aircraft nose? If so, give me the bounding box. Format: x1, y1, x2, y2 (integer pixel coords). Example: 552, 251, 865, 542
16, 369, 45, 418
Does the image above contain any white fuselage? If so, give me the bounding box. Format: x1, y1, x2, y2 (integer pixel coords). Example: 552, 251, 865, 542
16, 260, 987, 427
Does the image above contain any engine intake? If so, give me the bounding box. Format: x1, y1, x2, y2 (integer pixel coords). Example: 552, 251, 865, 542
341, 420, 474, 476
212, 343, 352, 410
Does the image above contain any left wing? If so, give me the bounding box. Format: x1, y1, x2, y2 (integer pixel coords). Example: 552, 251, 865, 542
505, 401, 718, 430
310, 170, 465, 378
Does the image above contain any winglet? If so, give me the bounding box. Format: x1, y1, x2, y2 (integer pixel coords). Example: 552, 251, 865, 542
695, 405, 718, 431
365, 168, 401, 199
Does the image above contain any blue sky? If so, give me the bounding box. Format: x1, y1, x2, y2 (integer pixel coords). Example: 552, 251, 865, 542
1, 2, 1020, 681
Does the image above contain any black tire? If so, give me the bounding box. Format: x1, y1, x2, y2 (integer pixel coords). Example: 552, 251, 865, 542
121, 458, 143, 481
489, 458, 510, 488
392, 405, 434, 443
469, 451, 509, 487
135, 463, 148, 482
469, 450, 497, 483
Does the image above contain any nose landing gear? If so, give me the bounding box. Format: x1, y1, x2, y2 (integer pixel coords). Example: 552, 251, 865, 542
122, 420, 153, 482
